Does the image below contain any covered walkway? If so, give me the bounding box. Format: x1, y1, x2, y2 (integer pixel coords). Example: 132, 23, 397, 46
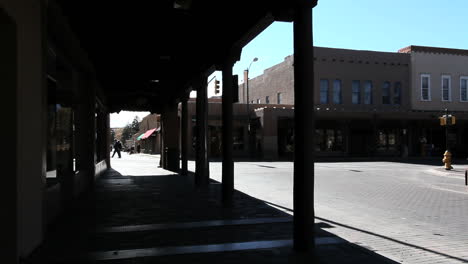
29, 154, 395, 263
6, 0, 326, 262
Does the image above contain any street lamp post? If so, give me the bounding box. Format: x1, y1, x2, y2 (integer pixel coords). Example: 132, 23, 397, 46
246, 57, 258, 133
245, 57, 258, 157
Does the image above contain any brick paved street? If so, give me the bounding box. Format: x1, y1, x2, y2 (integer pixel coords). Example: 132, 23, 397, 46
187, 159, 468, 264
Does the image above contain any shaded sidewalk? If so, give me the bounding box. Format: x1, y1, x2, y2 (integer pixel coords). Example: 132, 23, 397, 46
30, 164, 398, 263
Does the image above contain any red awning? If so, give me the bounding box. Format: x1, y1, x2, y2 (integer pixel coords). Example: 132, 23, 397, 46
140, 128, 158, 140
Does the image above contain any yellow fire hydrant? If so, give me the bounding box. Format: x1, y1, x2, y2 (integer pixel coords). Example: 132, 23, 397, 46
442, 150, 453, 170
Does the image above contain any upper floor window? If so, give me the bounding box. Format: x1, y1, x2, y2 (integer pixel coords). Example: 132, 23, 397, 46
265, 96, 270, 104
382, 81, 391, 104
320, 79, 329, 104
256, 98, 261, 104
352, 80, 361, 104
393, 82, 402, 105
277, 93, 282, 104
421, 74, 431, 101
441, 75, 451, 101
364, 80, 373, 104
333, 79, 342, 104
461, 77, 468, 102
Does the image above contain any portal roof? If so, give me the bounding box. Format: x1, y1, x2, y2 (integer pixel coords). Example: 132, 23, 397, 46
50, 0, 312, 113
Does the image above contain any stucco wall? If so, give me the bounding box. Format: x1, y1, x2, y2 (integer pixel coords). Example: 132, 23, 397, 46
314, 47, 411, 112
410, 51, 468, 111
239, 47, 411, 113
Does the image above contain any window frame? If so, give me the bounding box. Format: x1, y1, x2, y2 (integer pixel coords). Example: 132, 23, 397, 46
363, 80, 373, 105
352, 80, 361, 104
277, 92, 282, 104
393, 81, 402, 105
382, 81, 391, 105
441, 75, 451, 102
332, 79, 342, 104
460, 76, 468, 102
319, 79, 329, 104
420, 74, 431, 101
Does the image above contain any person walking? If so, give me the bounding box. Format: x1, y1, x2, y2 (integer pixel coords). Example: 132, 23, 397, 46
112, 140, 122, 158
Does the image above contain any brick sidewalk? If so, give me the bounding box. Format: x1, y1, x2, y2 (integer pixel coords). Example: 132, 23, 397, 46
30, 163, 398, 263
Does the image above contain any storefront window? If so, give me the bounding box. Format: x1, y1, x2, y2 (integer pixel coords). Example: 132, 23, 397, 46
377, 129, 397, 151
315, 128, 344, 152
233, 127, 244, 150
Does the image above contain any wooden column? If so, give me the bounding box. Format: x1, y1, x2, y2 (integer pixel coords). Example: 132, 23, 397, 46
162, 104, 180, 172
222, 61, 234, 206
76, 74, 96, 191
181, 98, 189, 176
1, 8, 18, 262
195, 77, 209, 186
105, 112, 111, 168
293, 0, 317, 252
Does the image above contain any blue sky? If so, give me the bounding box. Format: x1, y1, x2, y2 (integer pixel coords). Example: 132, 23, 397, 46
232, 0, 467, 81
112, 0, 467, 127
202, 0, 467, 97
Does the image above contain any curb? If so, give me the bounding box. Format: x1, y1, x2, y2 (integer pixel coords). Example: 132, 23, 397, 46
427, 168, 467, 178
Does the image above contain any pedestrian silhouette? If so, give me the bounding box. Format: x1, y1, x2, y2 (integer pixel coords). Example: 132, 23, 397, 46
112, 140, 122, 158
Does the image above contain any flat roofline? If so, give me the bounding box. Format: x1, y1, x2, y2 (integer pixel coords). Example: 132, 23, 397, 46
313, 46, 404, 55
398, 45, 468, 56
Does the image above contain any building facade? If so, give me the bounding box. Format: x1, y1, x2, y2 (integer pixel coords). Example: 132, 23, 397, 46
399, 45, 468, 158
239, 47, 415, 159
184, 46, 468, 161
134, 114, 161, 154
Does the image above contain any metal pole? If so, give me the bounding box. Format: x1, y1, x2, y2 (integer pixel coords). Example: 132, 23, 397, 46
246, 70, 250, 133
445, 108, 449, 151
245, 58, 257, 158
465, 170, 467, 186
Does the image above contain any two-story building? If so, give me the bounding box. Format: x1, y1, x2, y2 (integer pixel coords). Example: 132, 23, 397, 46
398, 46, 468, 158
244, 47, 412, 159
179, 45, 468, 160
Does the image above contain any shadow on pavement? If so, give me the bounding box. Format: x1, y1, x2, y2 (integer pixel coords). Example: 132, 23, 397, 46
315, 216, 468, 264
29, 168, 400, 264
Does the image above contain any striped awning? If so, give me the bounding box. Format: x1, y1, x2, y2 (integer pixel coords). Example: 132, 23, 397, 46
136, 133, 145, 141
136, 127, 160, 141
141, 128, 158, 140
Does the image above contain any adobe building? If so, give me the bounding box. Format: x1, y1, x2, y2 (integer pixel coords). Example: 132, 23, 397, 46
183, 98, 252, 159
193, 47, 414, 160
186, 46, 468, 160
243, 47, 413, 159
399, 46, 468, 157
134, 114, 161, 154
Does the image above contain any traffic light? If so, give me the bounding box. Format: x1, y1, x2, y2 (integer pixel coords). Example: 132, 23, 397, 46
214, 79, 220, 94
440, 116, 446, 126
440, 115, 456, 126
